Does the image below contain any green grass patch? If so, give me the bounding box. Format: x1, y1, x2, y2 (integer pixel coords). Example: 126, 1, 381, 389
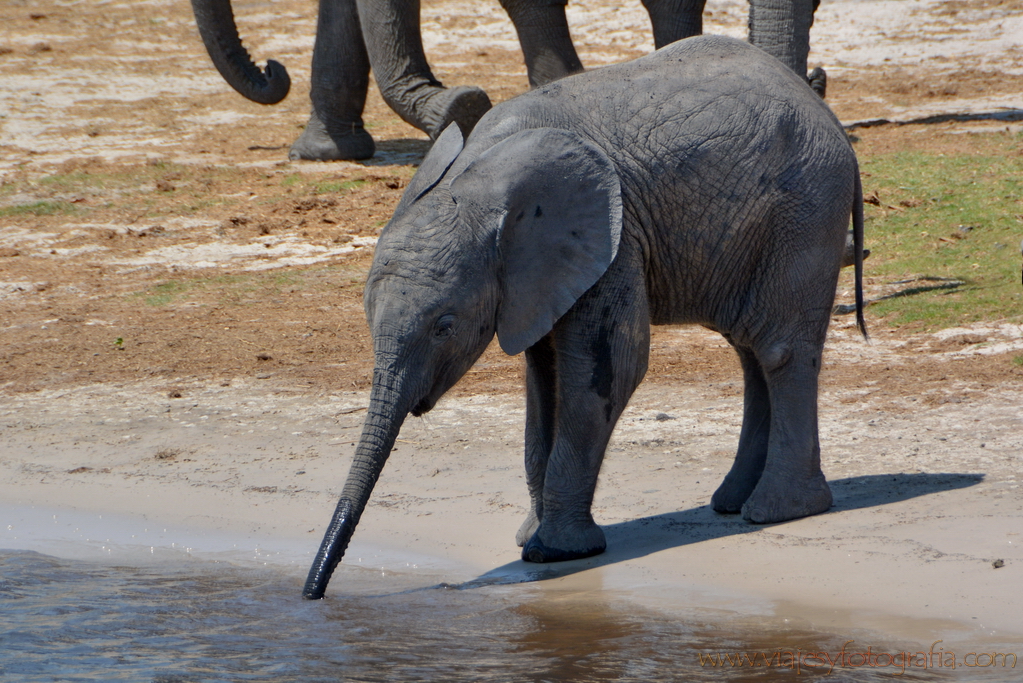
315, 178, 368, 194
340, 179, 368, 191
0, 200, 77, 217
279, 175, 376, 195
137, 280, 193, 307
857, 133, 1023, 329
38, 171, 97, 190
37, 163, 190, 191
314, 180, 343, 194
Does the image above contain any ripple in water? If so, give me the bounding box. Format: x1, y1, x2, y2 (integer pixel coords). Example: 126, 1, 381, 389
0, 550, 957, 682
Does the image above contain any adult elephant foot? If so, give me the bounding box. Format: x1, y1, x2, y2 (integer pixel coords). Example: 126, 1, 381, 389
741, 472, 832, 524
808, 66, 827, 98
289, 110, 375, 161
521, 520, 606, 563
414, 85, 492, 141
710, 475, 758, 514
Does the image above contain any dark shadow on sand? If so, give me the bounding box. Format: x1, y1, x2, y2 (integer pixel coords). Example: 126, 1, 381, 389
359, 138, 431, 167
846, 108, 1023, 131
439, 472, 985, 590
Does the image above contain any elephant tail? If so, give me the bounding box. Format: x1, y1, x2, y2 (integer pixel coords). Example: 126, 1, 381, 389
853, 166, 868, 340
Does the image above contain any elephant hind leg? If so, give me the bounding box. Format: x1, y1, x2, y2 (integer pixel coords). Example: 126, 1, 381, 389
740, 340, 832, 524
711, 346, 770, 514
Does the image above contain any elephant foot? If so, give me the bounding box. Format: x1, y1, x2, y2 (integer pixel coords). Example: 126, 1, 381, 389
515, 509, 540, 547
710, 475, 758, 514
521, 522, 606, 563
808, 66, 827, 99
418, 85, 492, 141
741, 473, 832, 524
289, 111, 375, 161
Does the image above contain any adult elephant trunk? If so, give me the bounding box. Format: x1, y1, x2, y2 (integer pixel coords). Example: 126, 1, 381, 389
302, 364, 410, 600
748, 0, 816, 80
190, 0, 291, 104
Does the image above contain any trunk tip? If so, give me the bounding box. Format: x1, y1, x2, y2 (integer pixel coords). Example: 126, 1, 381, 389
302, 498, 356, 599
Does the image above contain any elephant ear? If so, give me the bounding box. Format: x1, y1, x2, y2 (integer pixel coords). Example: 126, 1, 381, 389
450, 128, 622, 356
394, 123, 464, 215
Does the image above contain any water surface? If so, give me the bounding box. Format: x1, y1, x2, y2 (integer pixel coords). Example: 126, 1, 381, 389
1, 547, 968, 682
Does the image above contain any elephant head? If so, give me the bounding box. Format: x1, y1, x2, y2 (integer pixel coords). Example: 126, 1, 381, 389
190, 0, 291, 104
302, 124, 623, 598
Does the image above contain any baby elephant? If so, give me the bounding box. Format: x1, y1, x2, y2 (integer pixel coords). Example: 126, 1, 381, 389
303, 35, 865, 599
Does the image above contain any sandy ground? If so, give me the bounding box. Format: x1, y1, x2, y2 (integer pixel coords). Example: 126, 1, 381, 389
2, 0, 1023, 660
3, 322, 1023, 652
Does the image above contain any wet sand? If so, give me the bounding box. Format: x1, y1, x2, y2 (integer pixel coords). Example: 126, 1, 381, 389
3, 341, 1021, 658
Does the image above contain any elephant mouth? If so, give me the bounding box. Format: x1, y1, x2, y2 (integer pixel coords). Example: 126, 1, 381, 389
410, 396, 436, 417
409, 368, 461, 417
408, 355, 482, 418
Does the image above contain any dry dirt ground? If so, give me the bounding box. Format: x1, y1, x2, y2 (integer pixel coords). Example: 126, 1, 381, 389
1, 0, 1022, 397
1, 0, 1023, 647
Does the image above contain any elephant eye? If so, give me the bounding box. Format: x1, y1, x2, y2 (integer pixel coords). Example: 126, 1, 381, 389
432, 314, 456, 342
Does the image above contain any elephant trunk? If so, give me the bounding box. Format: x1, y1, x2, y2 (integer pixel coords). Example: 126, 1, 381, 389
302, 364, 410, 599
747, 0, 815, 79
190, 0, 290, 104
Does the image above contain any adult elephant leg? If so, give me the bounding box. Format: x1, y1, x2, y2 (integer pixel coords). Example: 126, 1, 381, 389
740, 340, 833, 524
711, 345, 770, 513
641, 0, 707, 49
748, 0, 825, 97
291, 0, 376, 161
356, 0, 491, 139
500, 0, 582, 87
522, 260, 650, 563
516, 334, 558, 546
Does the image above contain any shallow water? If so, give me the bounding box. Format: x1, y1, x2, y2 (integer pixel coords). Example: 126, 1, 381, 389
0, 546, 971, 682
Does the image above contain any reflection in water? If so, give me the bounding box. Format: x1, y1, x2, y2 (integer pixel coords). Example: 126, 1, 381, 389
511, 595, 674, 681
0, 550, 962, 682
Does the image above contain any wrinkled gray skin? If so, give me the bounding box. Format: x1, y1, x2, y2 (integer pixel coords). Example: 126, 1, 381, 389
189, 0, 822, 161
303, 35, 865, 599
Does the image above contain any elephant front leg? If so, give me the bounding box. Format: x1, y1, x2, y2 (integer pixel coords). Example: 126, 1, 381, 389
356, 0, 491, 139
291, 0, 376, 161
711, 346, 770, 513
521, 269, 650, 563
740, 343, 832, 523
516, 335, 558, 546
521, 408, 615, 563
